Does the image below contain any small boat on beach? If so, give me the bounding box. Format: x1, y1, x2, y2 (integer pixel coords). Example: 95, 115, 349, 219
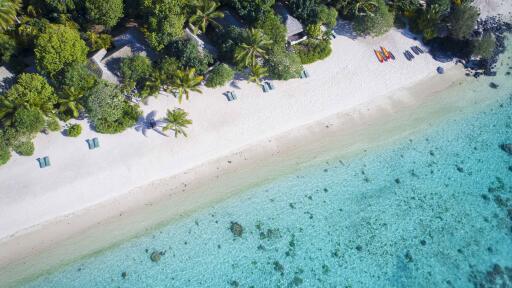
374, 50, 385, 63
380, 46, 392, 60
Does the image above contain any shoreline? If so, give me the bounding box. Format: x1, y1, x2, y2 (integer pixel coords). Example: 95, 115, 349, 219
2, 65, 497, 287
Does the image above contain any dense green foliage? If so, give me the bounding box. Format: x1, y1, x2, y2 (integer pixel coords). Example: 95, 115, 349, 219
353, 0, 394, 36
142, 0, 187, 51
12, 107, 45, 135
0, 0, 21, 31
223, 0, 275, 24
448, 4, 479, 40
120, 55, 154, 87
205, 64, 234, 87
295, 39, 331, 64
0, 33, 16, 64
85, 81, 140, 134
254, 12, 287, 48
60, 63, 98, 94
34, 24, 88, 75
165, 39, 213, 75
4, 73, 57, 117
265, 48, 303, 80
472, 33, 496, 59
189, 0, 224, 33
0, 141, 10, 165
84, 32, 112, 51
84, 0, 124, 29
13, 140, 34, 156
288, 0, 319, 24
66, 123, 82, 137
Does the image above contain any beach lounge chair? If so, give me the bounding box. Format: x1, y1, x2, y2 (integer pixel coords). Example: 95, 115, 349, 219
93, 138, 99, 148
37, 158, 46, 168
406, 50, 415, 59
403, 51, 411, 61
262, 83, 269, 93
389, 52, 396, 60
415, 46, 424, 54
411, 46, 420, 55
86, 139, 94, 150
300, 70, 310, 79
43, 156, 50, 167
224, 92, 232, 101
267, 82, 275, 90
230, 91, 238, 100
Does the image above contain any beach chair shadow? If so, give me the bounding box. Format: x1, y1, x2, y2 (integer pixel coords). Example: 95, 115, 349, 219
333, 20, 357, 40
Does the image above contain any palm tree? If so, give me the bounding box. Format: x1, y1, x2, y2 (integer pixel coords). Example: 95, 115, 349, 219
234, 29, 273, 67
189, 0, 224, 34
170, 68, 203, 104
57, 87, 85, 119
163, 108, 192, 138
248, 64, 268, 85
0, 97, 18, 126
0, 0, 21, 31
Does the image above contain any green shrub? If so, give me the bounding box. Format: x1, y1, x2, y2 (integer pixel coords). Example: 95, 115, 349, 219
205, 64, 235, 88
0, 143, 10, 166
265, 48, 303, 80
67, 124, 82, 137
13, 108, 45, 136
295, 39, 332, 64
305, 24, 322, 39
353, 0, 394, 36
86, 81, 141, 134
13, 141, 35, 156
448, 4, 479, 40
47, 117, 61, 132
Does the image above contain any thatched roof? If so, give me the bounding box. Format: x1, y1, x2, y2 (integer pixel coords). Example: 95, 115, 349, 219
275, 3, 304, 37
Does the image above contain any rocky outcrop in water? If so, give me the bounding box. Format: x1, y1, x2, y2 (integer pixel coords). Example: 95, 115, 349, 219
230, 222, 243, 237
150, 251, 163, 262
500, 144, 512, 155
468, 263, 512, 288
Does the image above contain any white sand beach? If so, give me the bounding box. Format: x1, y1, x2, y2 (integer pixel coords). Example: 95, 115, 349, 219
0, 25, 454, 239
0, 20, 490, 285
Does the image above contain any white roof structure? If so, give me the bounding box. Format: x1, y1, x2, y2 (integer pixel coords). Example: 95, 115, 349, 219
275, 3, 307, 44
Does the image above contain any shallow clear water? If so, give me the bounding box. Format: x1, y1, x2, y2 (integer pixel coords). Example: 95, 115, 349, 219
23, 51, 512, 287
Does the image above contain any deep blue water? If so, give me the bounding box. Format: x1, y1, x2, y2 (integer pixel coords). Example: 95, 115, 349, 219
22, 51, 512, 288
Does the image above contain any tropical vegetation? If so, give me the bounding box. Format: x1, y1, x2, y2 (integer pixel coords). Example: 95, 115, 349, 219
0, 0, 500, 166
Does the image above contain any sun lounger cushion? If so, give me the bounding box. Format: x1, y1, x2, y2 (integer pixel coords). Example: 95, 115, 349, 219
86, 139, 94, 150
37, 158, 46, 168
268, 82, 275, 90
262, 83, 269, 93
93, 138, 99, 148
43, 156, 50, 167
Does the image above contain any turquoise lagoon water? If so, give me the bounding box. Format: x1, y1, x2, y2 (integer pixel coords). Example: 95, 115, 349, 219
24, 59, 512, 287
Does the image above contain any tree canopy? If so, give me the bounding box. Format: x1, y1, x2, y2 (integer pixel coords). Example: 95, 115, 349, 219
142, 0, 187, 51
34, 24, 88, 76
84, 0, 124, 29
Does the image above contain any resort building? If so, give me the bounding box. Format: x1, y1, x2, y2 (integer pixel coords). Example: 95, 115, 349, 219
89, 27, 157, 84
184, 27, 219, 58
275, 3, 307, 45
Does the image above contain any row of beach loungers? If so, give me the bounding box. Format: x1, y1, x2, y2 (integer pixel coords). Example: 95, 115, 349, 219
224, 69, 310, 101
37, 138, 100, 168
404, 46, 424, 61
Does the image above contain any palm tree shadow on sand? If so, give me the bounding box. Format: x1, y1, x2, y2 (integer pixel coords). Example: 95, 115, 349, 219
134, 110, 168, 137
